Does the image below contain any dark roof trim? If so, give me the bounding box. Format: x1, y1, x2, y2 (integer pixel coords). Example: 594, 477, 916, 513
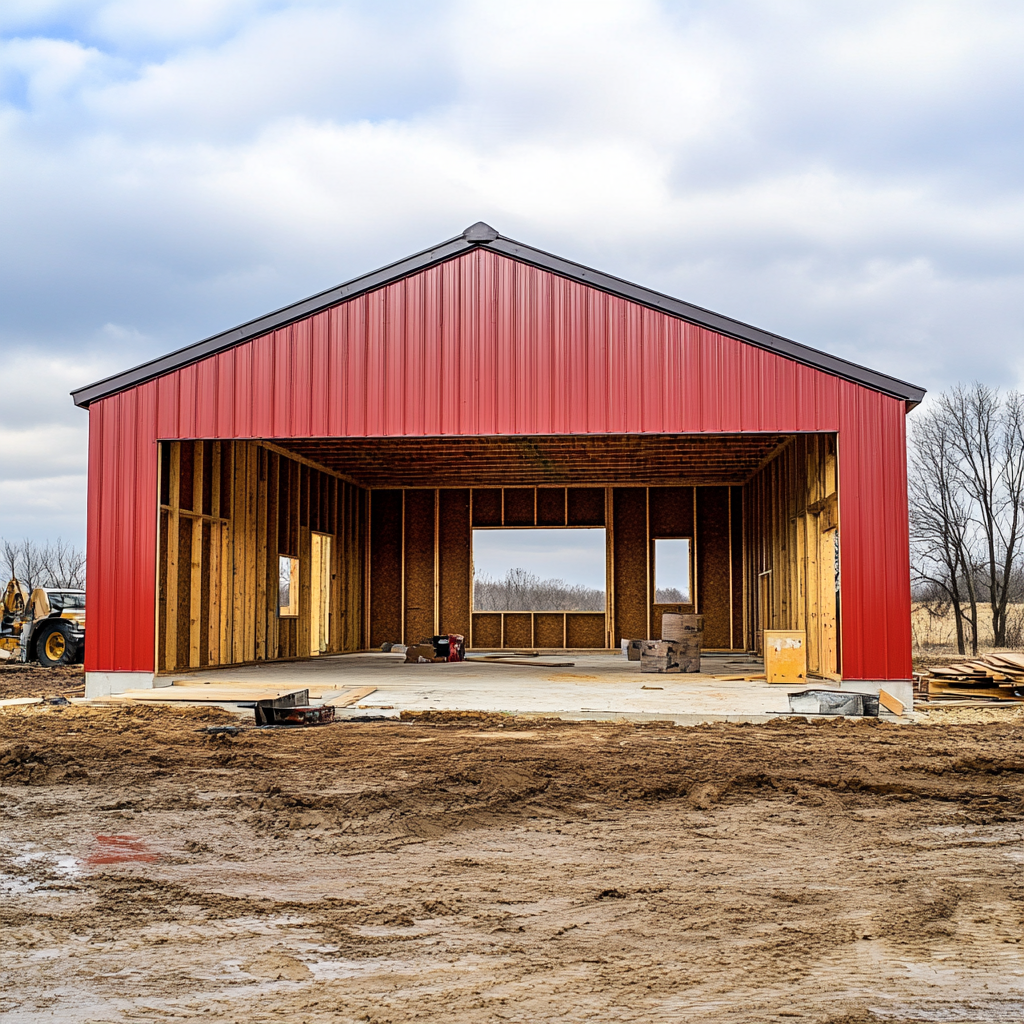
72, 221, 925, 408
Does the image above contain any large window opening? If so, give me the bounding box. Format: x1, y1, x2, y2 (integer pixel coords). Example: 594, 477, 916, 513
473, 528, 606, 611
653, 537, 692, 604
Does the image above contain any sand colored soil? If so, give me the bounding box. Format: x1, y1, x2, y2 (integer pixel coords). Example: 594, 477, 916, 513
0, 662, 83, 699
2, 701, 1023, 1023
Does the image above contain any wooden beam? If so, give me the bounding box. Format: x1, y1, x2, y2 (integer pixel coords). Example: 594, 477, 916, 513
189, 442, 204, 668
164, 442, 180, 671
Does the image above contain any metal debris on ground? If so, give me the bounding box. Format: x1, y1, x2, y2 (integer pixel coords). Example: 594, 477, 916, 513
787, 689, 880, 717
254, 703, 336, 727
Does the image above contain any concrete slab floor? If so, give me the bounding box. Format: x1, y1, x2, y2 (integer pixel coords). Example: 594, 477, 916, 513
162, 651, 895, 725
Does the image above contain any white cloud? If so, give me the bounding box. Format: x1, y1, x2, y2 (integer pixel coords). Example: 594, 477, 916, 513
0, 0, 1023, 545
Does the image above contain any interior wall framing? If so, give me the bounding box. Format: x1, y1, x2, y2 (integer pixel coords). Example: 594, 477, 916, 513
157, 439, 367, 673
369, 484, 745, 651
743, 433, 839, 676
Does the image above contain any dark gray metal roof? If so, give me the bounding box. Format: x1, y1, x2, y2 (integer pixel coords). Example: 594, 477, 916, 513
72, 222, 925, 408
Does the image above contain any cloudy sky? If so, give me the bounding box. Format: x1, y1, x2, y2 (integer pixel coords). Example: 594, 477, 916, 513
2, 0, 1023, 552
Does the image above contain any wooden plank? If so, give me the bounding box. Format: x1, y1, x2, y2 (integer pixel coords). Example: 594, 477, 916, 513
267, 452, 280, 660
878, 688, 905, 716
164, 442, 181, 671
244, 444, 259, 663
255, 446, 268, 661
207, 520, 221, 665
764, 629, 807, 683
124, 686, 308, 702
466, 658, 576, 667
324, 685, 377, 707
819, 527, 838, 675
189, 442, 204, 668
231, 441, 245, 664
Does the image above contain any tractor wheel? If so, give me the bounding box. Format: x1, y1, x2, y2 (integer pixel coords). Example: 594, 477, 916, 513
36, 621, 77, 667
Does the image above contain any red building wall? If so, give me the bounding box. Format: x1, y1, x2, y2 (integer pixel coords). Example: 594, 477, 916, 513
85, 247, 912, 680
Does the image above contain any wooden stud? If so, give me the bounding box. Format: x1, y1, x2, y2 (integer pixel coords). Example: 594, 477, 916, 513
604, 488, 613, 648
164, 442, 180, 671
400, 490, 406, 645
434, 488, 440, 637
692, 486, 699, 615
728, 486, 734, 650
255, 447, 268, 661
188, 441, 204, 668
645, 487, 651, 639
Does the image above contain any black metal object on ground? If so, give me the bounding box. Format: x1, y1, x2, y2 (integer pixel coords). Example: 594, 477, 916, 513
788, 689, 880, 717
254, 703, 336, 727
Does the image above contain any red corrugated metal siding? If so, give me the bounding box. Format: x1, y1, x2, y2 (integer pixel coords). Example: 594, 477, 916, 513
85, 247, 911, 680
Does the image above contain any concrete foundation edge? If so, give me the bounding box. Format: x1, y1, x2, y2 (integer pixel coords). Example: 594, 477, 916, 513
839, 679, 913, 710
85, 671, 156, 698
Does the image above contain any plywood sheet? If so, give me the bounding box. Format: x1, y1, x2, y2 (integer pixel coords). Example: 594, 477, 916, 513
567, 488, 605, 526
566, 613, 605, 648
472, 613, 501, 648
697, 486, 732, 648
503, 489, 535, 525
439, 489, 471, 638
504, 613, 533, 648
534, 613, 565, 648
613, 488, 647, 643
537, 488, 567, 526
369, 490, 403, 647
404, 489, 435, 644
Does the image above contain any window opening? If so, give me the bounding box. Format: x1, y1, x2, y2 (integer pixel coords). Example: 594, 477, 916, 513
279, 555, 299, 617
473, 528, 605, 611
653, 538, 691, 604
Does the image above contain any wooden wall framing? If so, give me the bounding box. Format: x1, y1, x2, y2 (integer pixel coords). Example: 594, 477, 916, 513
157, 440, 836, 666
157, 440, 366, 672
743, 433, 839, 676
368, 484, 744, 651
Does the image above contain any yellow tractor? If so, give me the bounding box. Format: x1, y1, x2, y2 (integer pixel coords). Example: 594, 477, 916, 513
1, 578, 86, 667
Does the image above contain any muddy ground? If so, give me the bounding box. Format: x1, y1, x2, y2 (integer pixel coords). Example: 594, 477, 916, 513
2, 698, 1023, 1023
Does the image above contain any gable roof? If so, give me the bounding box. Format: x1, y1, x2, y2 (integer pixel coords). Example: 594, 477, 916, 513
71, 222, 925, 409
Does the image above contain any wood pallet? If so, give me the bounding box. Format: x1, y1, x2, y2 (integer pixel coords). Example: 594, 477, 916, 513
921, 652, 1024, 702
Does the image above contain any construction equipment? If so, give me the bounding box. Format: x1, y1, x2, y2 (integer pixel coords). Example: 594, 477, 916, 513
1, 578, 86, 667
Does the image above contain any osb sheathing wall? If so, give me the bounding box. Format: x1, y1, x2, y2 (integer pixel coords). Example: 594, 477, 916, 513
369, 485, 743, 650
157, 440, 366, 672
744, 434, 839, 676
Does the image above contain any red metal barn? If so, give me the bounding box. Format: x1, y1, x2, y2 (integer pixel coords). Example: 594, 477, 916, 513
72, 223, 924, 702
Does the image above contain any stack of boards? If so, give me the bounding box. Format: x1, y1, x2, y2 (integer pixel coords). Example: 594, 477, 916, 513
82, 682, 376, 708
921, 652, 1024, 703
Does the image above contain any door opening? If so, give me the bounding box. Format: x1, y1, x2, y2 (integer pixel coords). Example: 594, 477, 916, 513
310, 533, 332, 655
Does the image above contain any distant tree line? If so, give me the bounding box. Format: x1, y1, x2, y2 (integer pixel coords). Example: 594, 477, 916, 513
909, 383, 1024, 653
2, 538, 86, 591
474, 568, 605, 612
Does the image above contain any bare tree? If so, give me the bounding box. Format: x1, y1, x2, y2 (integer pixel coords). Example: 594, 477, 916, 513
474, 568, 605, 612
909, 405, 978, 653
0, 538, 86, 591
909, 383, 1024, 652
942, 385, 1024, 647
44, 538, 87, 589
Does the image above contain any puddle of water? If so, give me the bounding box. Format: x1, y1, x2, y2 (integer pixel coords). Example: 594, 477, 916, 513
0, 871, 44, 895
86, 835, 158, 866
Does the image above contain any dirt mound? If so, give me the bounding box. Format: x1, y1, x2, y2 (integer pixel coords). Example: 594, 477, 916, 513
2, 704, 1022, 1022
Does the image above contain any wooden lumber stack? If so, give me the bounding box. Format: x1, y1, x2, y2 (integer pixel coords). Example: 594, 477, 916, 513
920, 652, 1024, 702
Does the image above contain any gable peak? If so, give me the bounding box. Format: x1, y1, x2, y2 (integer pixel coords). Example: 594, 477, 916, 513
462, 221, 499, 243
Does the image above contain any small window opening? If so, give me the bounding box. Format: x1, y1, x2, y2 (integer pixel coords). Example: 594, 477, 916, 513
654, 538, 691, 604
279, 555, 299, 617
